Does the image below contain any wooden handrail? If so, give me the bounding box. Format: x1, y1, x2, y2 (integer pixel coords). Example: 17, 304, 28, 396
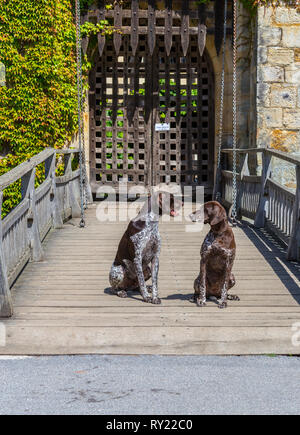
220, 147, 300, 263
221, 147, 300, 166
0, 148, 54, 190
0, 148, 85, 318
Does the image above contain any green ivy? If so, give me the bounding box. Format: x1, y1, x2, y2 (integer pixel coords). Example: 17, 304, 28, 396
0, 0, 80, 217
0, 0, 298, 218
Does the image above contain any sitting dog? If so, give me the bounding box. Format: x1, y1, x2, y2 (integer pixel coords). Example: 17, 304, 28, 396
109, 192, 180, 304
189, 201, 239, 309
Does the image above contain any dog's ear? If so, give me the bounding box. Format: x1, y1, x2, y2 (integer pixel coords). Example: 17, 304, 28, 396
210, 203, 227, 226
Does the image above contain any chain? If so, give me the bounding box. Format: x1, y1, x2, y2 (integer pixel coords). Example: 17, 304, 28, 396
78, 48, 89, 209
231, 0, 238, 225
213, 0, 227, 202
75, 0, 85, 228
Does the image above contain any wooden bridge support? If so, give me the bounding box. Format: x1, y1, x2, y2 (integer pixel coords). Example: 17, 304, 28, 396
64, 153, 82, 219
254, 152, 272, 228
21, 168, 44, 262
0, 192, 13, 317
45, 153, 63, 230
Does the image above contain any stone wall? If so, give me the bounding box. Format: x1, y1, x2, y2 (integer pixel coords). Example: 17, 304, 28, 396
256, 5, 300, 187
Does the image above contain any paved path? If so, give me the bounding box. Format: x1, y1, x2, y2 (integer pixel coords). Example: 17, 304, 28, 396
0, 355, 300, 415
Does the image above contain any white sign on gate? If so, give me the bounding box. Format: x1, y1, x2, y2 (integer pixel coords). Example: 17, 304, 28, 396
155, 123, 170, 132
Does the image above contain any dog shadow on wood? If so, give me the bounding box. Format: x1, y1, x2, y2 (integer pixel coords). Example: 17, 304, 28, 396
104, 286, 148, 302
104, 287, 192, 302
164, 293, 192, 301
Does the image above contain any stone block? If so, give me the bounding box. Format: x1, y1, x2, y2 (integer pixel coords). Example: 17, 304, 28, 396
268, 47, 294, 65
274, 7, 300, 25
257, 128, 271, 148
270, 129, 300, 153
257, 6, 274, 27
257, 83, 270, 107
258, 27, 282, 47
283, 109, 300, 128
282, 27, 300, 48
258, 46, 268, 64
285, 65, 300, 84
258, 108, 283, 128
269, 85, 297, 108
265, 108, 283, 128
258, 65, 284, 82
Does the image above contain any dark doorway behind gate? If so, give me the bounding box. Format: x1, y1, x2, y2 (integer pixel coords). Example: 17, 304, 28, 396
89, 26, 214, 195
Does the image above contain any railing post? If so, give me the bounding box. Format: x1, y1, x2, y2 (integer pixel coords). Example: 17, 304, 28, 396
85, 175, 93, 204
64, 153, 81, 218
45, 153, 63, 229
254, 151, 272, 228
236, 152, 250, 219
21, 168, 44, 262
287, 164, 300, 262
0, 192, 13, 317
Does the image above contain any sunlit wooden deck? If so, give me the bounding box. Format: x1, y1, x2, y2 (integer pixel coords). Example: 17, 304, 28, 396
2, 203, 300, 355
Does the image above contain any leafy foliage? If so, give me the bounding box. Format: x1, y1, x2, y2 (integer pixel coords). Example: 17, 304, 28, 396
0, 0, 79, 216
0, 0, 299, 217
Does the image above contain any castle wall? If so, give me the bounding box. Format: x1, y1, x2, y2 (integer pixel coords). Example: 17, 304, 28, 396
256, 5, 300, 187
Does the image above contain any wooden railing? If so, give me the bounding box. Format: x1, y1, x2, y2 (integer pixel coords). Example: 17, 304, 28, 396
0, 148, 85, 317
220, 148, 300, 263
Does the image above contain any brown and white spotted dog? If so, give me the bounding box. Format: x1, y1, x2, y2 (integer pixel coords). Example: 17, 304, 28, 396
189, 201, 239, 309
109, 192, 181, 305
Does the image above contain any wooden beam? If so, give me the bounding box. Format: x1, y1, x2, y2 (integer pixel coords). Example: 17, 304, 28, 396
165, 0, 173, 56
148, 0, 156, 56
64, 154, 81, 219
0, 192, 13, 318
0, 149, 54, 191
254, 152, 272, 228
97, 0, 106, 57
21, 168, 44, 262
198, 2, 207, 56
214, 0, 225, 56
45, 154, 63, 229
113, 3, 122, 55
131, 0, 139, 56
181, 0, 190, 57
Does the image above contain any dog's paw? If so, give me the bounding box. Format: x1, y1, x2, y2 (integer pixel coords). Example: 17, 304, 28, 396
189, 295, 197, 303
196, 299, 206, 307
143, 296, 153, 304
117, 290, 127, 298
151, 297, 161, 305
227, 294, 240, 301
218, 301, 228, 309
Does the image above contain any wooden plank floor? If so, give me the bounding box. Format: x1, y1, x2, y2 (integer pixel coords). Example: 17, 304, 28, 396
2, 203, 300, 355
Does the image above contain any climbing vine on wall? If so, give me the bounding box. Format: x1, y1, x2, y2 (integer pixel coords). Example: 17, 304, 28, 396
0, 0, 299, 217
0, 0, 80, 216
0, 0, 126, 218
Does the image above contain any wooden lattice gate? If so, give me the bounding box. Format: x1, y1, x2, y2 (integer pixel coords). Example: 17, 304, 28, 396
88, 2, 215, 194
